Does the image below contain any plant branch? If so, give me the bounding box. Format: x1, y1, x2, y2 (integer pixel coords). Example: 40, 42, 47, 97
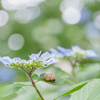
29, 74, 44, 100
21, 67, 44, 100
21, 67, 29, 75
69, 62, 78, 83
71, 67, 78, 83
29, 67, 36, 75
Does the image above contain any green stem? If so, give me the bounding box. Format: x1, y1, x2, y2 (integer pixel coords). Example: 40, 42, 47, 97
29, 75, 44, 100
72, 67, 78, 83
21, 67, 29, 75
67, 59, 78, 83
22, 68, 44, 100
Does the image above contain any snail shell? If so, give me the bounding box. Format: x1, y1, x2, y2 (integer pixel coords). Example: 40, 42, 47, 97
44, 72, 56, 82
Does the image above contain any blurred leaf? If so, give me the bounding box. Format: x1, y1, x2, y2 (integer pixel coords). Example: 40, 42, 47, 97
63, 77, 75, 85
54, 80, 90, 100
32, 74, 39, 80
0, 82, 32, 97
70, 79, 100, 100
0, 84, 22, 97
44, 92, 60, 100
37, 73, 65, 86
14, 82, 32, 86
77, 63, 100, 81
70, 63, 100, 82
44, 66, 70, 76
12, 83, 43, 100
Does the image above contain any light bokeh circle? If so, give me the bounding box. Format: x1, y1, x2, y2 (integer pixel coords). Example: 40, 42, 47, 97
8, 34, 25, 50
62, 7, 81, 24
0, 10, 9, 27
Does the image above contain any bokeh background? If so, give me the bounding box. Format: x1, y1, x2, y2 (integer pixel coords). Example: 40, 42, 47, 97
0, 0, 100, 100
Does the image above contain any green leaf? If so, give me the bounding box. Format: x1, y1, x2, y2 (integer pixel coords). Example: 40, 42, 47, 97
12, 83, 43, 100
0, 82, 43, 100
76, 64, 100, 82
69, 63, 100, 83
37, 73, 65, 86
0, 82, 33, 97
0, 84, 22, 97
54, 80, 90, 100
13, 82, 32, 86
63, 78, 75, 85
32, 74, 39, 80
70, 79, 100, 100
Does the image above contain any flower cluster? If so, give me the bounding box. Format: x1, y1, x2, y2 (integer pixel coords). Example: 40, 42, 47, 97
0, 51, 57, 71
50, 48, 64, 59
50, 45, 98, 64
0, 46, 98, 71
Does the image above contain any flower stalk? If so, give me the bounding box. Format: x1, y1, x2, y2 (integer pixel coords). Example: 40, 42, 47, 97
51, 45, 98, 83
29, 74, 44, 100
22, 68, 44, 100
0, 51, 57, 100
71, 67, 78, 83
71, 61, 78, 83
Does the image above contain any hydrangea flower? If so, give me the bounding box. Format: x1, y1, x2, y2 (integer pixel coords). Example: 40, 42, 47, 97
0, 56, 13, 65
71, 46, 87, 59
29, 51, 58, 66
55, 45, 98, 65
0, 51, 57, 70
57, 45, 97, 58
0, 56, 27, 68
57, 46, 72, 56
50, 48, 64, 58
28, 51, 42, 60
85, 50, 98, 58
71, 46, 98, 58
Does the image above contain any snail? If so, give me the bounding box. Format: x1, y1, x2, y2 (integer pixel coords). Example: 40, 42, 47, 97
44, 72, 56, 82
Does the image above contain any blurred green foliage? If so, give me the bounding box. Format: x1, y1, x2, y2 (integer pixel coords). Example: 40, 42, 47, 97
0, 0, 100, 100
